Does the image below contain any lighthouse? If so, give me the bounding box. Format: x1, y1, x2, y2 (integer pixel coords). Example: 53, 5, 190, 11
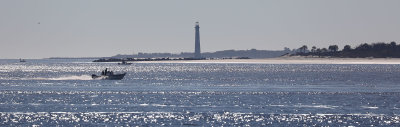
194, 22, 201, 59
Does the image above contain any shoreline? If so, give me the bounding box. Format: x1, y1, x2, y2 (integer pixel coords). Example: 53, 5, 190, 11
133, 57, 400, 64
4, 57, 400, 64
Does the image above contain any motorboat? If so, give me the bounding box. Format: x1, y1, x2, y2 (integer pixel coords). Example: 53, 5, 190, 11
92, 68, 126, 80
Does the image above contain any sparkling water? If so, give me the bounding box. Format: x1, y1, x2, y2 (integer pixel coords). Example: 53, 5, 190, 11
1, 59, 400, 126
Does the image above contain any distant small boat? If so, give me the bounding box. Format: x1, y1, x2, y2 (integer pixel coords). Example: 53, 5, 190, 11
19, 58, 26, 62
92, 68, 126, 80
118, 60, 132, 65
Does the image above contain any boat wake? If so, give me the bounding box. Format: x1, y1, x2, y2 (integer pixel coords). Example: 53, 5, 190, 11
50, 75, 93, 80
28, 75, 93, 80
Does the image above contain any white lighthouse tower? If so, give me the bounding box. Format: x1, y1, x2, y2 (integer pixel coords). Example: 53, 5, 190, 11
194, 22, 201, 59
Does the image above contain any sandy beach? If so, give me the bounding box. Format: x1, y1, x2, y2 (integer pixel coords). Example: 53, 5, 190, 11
135, 57, 400, 64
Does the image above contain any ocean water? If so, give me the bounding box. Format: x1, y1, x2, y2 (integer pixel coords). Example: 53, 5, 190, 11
1, 59, 400, 126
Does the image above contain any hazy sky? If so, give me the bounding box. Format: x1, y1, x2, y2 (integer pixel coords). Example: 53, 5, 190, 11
1, 0, 400, 58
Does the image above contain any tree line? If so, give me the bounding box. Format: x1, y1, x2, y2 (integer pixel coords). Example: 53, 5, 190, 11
295, 41, 400, 58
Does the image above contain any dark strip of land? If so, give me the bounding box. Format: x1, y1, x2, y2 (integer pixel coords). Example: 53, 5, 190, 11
294, 41, 400, 58
93, 57, 251, 62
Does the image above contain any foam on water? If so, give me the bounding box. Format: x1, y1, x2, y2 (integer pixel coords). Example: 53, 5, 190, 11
50, 75, 93, 80
26, 75, 93, 80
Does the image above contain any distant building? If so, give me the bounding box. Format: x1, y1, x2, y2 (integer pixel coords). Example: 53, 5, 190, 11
194, 22, 201, 59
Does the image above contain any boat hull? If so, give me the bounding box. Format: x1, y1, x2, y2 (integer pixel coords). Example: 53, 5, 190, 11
92, 73, 126, 80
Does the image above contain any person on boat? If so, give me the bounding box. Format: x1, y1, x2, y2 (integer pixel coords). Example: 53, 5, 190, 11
104, 68, 108, 75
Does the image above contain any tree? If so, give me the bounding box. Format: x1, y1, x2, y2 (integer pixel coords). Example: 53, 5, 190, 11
328, 45, 339, 52
316, 48, 321, 53
284, 47, 291, 52
316, 48, 322, 57
311, 46, 316, 53
298, 45, 308, 53
390, 41, 396, 47
321, 48, 328, 53
390, 41, 397, 51
343, 45, 352, 52
356, 43, 372, 51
